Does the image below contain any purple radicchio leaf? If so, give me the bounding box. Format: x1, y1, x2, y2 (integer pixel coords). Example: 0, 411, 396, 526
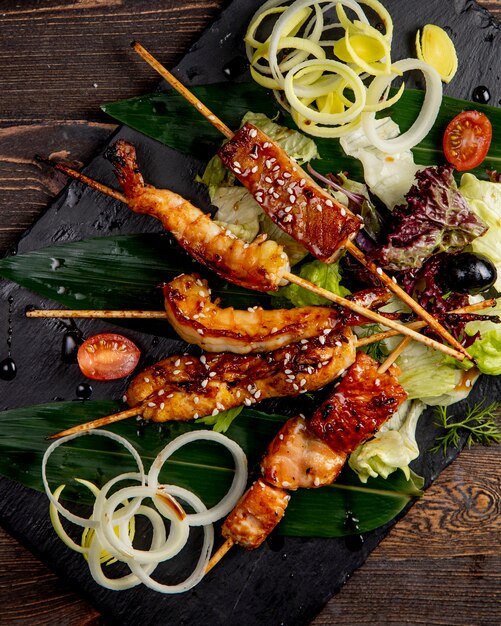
375, 165, 487, 271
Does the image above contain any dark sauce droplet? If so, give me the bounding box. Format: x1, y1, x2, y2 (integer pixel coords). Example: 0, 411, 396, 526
152, 336, 160, 348
76, 382, 93, 400
222, 56, 249, 80
472, 85, 491, 104
0, 357, 17, 381
61, 331, 82, 364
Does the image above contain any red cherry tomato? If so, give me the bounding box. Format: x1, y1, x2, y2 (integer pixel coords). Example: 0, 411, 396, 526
443, 110, 492, 171
77, 333, 140, 380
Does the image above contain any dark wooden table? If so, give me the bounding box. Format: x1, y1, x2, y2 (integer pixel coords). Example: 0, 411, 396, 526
0, 1, 499, 624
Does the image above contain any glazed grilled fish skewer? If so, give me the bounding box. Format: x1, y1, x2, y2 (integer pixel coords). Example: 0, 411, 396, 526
131, 41, 471, 361
206, 351, 408, 572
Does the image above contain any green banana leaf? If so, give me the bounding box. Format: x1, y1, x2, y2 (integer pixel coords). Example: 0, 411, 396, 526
0, 401, 423, 537
102, 83, 501, 181
0, 234, 267, 336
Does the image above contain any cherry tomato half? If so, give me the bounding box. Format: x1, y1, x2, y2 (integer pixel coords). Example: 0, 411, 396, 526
77, 333, 141, 381
443, 110, 492, 171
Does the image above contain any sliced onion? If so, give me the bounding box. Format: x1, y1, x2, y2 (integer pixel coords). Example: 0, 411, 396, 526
361, 58, 442, 153
127, 487, 214, 594
148, 430, 247, 526
49, 484, 89, 554
42, 430, 145, 529
99, 486, 189, 564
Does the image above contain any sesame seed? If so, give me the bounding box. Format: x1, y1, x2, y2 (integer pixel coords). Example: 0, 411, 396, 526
263, 142, 271, 148
273, 192, 280, 199
209, 371, 216, 377
289, 194, 296, 203
122, 394, 127, 402
194, 413, 199, 419
265, 176, 272, 184
211, 408, 219, 416
266, 159, 273, 168
175, 359, 181, 367
185, 361, 193, 365
282, 481, 290, 488
277, 179, 284, 185
300, 379, 307, 386
236, 390, 241, 398
173, 369, 181, 375
284, 215, 293, 223
284, 206, 292, 213
200, 355, 206, 364
316, 205, 323, 212
293, 384, 299, 391
148, 402, 156, 408
376, 267, 383, 275
273, 165, 280, 172
300, 339, 308, 344
249, 128, 258, 138
314, 477, 320, 486
144, 377, 150, 383
201, 379, 208, 388
326, 199, 333, 207
335, 341, 342, 347
283, 172, 292, 178
254, 390, 262, 399
279, 434, 284, 440
285, 495, 291, 502
285, 369, 292, 374
233, 161, 241, 169
251, 165, 258, 173
216, 402, 224, 410
300, 178, 306, 187
319, 336, 326, 345
234, 168, 241, 175
323, 329, 331, 335
375, 379, 380, 387
244, 398, 252, 406
160, 402, 165, 410
194, 397, 199, 404
158, 389, 165, 396
340, 207, 346, 216
392, 276, 398, 284
466, 379, 472, 387
167, 393, 174, 399
197, 329, 204, 335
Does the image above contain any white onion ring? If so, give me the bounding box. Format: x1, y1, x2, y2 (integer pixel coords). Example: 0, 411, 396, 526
99, 486, 189, 564
127, 486, 215, 594
42, 430, 145, 529
361, 58, 442, 153
147, 430, 248, 526
87, 504, 166, 591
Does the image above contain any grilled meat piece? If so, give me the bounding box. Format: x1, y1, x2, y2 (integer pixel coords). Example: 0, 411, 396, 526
261, 416, 346, 490
310, 351, 408, 453
221, 479, 290, 549
218, 123, 362, 263
106, 140, 290, 292
125, 327, 356, 422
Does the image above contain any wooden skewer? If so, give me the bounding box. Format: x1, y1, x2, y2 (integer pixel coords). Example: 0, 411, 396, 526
27, 309, 169, 319
205, 538, 235, 574
356, 298, 497, 347
47, 406, 142, 440
377, 336, 412, 374
131, 41, 472, 362
36, 159, 467, 362
130, 42, 234, 141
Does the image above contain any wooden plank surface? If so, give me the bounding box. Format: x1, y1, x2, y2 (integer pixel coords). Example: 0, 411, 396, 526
0, 1, 499, 625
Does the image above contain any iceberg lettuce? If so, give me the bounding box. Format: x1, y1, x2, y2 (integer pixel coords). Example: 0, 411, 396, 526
459, 173, 501, 291
340, 117, 421, 209
349, 401, 425, 482
466, 298, 501, 376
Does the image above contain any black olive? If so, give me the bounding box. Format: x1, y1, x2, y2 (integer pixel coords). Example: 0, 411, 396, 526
442, 252, 497, 295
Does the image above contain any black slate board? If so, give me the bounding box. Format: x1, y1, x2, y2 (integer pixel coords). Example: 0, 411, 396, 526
0, 1, 500, 625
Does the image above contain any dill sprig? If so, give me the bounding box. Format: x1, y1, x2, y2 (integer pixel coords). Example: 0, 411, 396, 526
430, 401, 501, 455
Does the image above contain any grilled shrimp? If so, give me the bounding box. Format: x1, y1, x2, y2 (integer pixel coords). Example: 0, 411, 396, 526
164, 273, 394, 354
125, 327, 356, 422
164, 273, 343, 354
105, 140, 290, 292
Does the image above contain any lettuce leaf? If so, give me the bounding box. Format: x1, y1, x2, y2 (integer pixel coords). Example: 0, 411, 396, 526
213, 187, 261, 242
273, 259, 350, 307
340, 117, 421, 209
241, 111, 319, 163
377, 165, 487, 271
349, 400, 425, 482
459, 173, 501, 291
466, 298, 501, 376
